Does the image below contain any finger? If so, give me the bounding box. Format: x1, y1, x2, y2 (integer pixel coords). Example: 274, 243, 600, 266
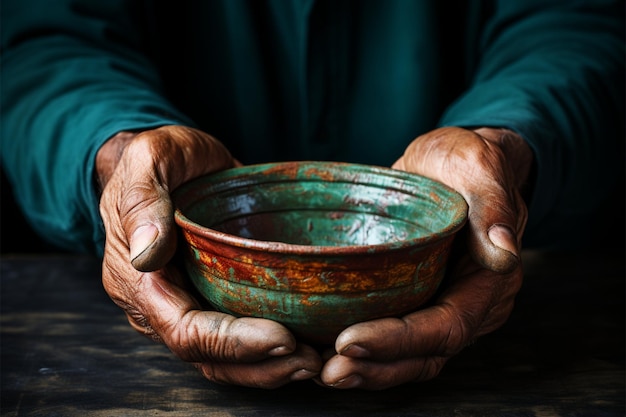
334, 259, 521, 361
114, 266, 299, 363
334, 305, 468, 363
195, 344, 323, 389
320, 353, 447, 390
126, 188, 177, 272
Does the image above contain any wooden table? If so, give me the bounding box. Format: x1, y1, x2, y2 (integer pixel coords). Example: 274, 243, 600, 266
1, 249, 624, 416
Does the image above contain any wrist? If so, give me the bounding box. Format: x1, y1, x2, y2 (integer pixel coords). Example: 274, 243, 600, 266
95, 131, 137, 193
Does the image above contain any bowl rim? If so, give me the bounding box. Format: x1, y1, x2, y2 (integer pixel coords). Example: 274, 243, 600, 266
172, 161, 468, 255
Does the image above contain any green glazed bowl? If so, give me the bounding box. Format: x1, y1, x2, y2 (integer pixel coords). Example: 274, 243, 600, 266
173, 161, 468, 344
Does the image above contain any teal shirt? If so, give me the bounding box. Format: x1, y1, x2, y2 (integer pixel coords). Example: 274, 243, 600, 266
2, 0, 624, 255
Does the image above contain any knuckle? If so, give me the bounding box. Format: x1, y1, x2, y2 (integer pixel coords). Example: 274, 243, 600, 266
114, 298, 163, 343
120, 183, 168, 220
196, 362, 230, 386
438, 307, 475, 356
416, 357, 447, 382
170, 313, 240, 363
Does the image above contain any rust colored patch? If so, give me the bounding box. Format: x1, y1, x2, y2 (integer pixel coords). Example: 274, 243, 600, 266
173, 161, 468, 344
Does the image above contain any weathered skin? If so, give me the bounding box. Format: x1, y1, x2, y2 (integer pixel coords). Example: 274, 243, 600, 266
96, 125, 531, 390
98, 126, 323, 389
320, 127, 531, 389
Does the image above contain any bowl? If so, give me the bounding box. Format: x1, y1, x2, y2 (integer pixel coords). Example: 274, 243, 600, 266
173, 161, 468, 344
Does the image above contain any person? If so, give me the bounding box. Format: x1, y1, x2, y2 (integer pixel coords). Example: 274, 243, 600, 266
1, 0, 624, 390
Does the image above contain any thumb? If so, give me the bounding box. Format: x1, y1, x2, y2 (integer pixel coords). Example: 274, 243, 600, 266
392, 127, 527, 274
457, 131, 528, 274
127, 183, 178, 272
104, 126, 236, 272
467, 209, 520, 274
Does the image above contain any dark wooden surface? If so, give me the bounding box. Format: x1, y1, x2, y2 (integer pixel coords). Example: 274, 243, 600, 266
1, 249, 624, 417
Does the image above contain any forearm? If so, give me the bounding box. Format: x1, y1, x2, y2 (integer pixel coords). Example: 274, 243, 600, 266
1, 0, 191, 254
441, 1, 624, 247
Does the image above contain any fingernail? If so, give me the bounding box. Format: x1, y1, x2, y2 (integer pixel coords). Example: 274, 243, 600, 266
488, 224, 519, 257
268, 346, 292, 356
340, 344, 370, 358
331, 374, 363, 389
290, 369, 319, 381
130, 224, 159, 262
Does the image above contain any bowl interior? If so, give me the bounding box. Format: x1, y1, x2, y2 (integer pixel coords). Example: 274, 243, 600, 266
174, 162, 467, 249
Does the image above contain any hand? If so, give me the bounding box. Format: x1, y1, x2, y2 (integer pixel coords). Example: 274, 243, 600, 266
97, 125, 322, 388
319, 127, 532, 390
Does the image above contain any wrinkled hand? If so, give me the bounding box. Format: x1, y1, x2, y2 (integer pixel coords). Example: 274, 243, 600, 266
320, 127, 532, 390
97, 125, 322, 388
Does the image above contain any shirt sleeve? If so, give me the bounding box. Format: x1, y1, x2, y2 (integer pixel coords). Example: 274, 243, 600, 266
1, 0, 193, 255
438, 0, 625, 248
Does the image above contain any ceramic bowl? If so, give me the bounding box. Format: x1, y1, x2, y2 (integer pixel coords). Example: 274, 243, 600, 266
173, 161, 467, 344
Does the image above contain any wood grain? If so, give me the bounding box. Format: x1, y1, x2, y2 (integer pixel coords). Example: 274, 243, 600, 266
1, 250, 624, 416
